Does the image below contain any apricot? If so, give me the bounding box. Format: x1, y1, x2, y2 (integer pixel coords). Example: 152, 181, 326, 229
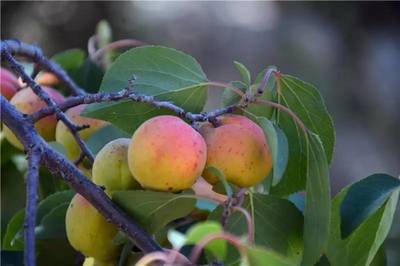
92, 138, 140, 194
66, 194, 120, 263
35, 72, 60, 86
200, 114, 272, 187
127, 115, 207, 192
55, 105, 108, 161
3, 87, 65, 149
0, 67, 20, 100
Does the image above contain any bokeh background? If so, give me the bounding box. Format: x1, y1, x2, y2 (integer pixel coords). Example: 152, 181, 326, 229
2, 1, 399, 264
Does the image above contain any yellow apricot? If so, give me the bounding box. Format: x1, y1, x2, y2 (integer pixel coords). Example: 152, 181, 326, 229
55, 104, 108, 161
83, 257, 116, 266
3, 87, 65, 149
200, 114, 272, 187
92, 138, 140, 195
128, 115, 207, 192
65, 194, 120, 262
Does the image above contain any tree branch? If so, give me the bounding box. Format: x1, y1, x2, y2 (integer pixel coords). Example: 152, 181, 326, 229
1, 96, 162, 255
30, 88, 238, 124
0, 39, 85, 95
24, 148, 41, 266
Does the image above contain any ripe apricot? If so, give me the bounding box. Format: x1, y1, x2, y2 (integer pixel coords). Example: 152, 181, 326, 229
55, 105, 108, 161
128, 115, 207, 192
65, 194, 120, 263
3, 87, 65, 149
200, 114, 272, 187
92, 138, 140, 194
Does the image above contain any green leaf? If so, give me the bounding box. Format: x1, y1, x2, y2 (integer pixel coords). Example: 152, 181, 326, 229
2, 191, 74, 250
281, 75, 335, 162
52, 49, 85, 72
326, 186, 399, 266
86, 124, 130, 155
38, 167, 69, 199
52, 49, 86, 93
271, 75, 335, 195
75, 59, 104, 93
245, 246, 297, 266
112, 189, 196, 233
83, 46, 208, 133
209, 193, 303, 264
35, 203, 70, 239
222, 81, 247, 107
2, 209, 25, 250
206, 166, 233, 197
186, 221, 227, 260
340, 173, 400, 238
301, 133, 331, 266
256, 117, 289, 186
245, 80, 275, 119
52, 49, 104, 94
36, 190, 74, 222
234, 61, 251, 86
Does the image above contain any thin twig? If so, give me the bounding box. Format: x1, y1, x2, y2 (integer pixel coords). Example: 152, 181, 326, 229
0, 39, 85, 95
30, 88, 238, 124
87, 35, 98, 59
91, 38, 146, 62
255, 66, 277, 96
2, 50, 95, 163
207, 81, 245, 97
233, 206, 254, 245
24, 148, 41, 266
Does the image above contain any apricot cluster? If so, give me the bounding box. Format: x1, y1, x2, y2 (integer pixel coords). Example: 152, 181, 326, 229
1, 71, 273, 264
128, 114, 272, 189
64, 114, 272, 264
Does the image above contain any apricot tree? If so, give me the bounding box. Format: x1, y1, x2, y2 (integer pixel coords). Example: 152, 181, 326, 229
1, 22, 399, 266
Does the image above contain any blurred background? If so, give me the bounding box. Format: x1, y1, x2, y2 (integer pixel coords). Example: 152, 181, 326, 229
1, 1, 399, 264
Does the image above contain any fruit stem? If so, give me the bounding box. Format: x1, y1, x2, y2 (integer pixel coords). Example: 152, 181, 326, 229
233, 206, 255, 245
189, 232, 245, 264
90, 38, 147, 63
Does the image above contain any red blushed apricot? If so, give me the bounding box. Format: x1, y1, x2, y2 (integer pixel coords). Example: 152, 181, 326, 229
3, 87, 65, 149
128, 115, 207, 192
200, 114, 272, 188
0, 67, 20, 100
